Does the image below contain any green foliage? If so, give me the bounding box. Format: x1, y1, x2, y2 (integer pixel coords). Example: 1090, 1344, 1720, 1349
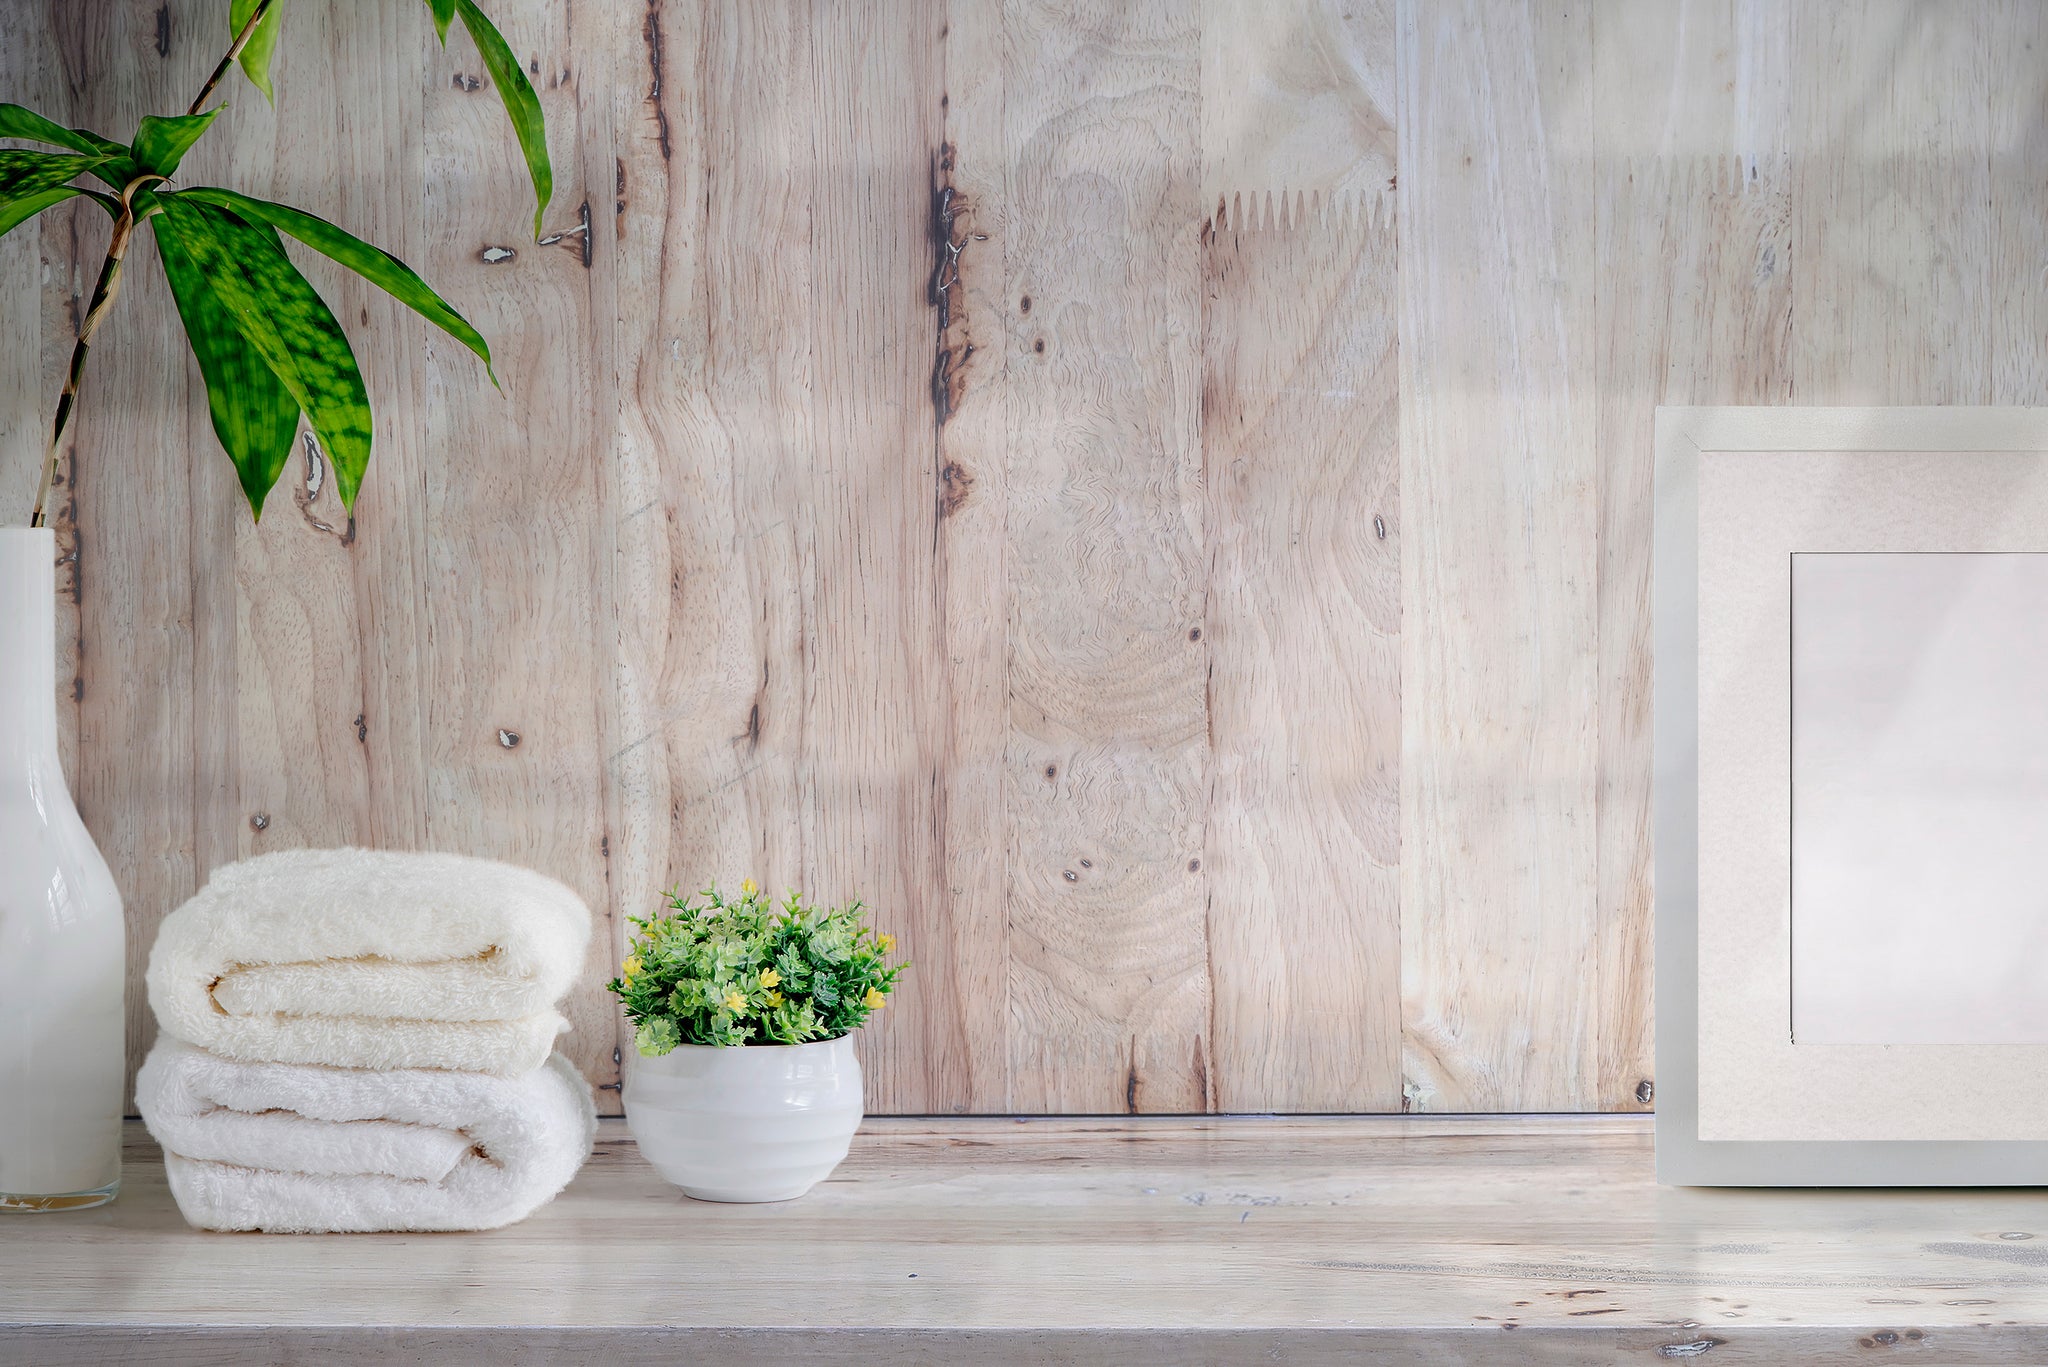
427, 0, 458, 45
181, 187, 495, 387
131, 109, 224, 177
157, 194, 373, 514
155, 214, 301, 516
0, 149, 116, 200
0, 104, 125, 158
231, 0, 288, 103
609, 884, 907, 1052
1, 2, 552, 525
442, 0, 551, 237
0, 150, 118, 236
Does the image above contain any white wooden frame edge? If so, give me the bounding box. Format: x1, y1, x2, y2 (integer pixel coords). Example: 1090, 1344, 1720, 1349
1654, 405, 2048, 1186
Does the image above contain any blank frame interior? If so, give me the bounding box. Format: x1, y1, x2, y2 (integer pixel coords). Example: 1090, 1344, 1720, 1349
1791, 552, 2048, 1046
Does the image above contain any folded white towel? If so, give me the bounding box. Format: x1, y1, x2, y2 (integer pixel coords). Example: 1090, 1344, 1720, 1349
147, 847, 590, 1076
138, 1037, 597, 1233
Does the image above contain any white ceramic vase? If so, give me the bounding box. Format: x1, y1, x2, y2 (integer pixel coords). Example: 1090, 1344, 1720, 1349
0, 528, 126, 1211
626, 1036, 863, 1202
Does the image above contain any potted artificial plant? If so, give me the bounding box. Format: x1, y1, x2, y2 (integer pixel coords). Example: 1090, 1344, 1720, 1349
610, 882, 905, 1203
0, 0, 547, 1211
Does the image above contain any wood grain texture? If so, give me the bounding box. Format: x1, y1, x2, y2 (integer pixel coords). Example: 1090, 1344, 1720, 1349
925, 0, 1014, 1111
1200, 0, 1395, 209
1002, 0, 1210, 1113
15, 1118, 2048, 1362
1395, 0, 1600, 1111
1987, 6, 2048, 407
1791, 2, 1996, 405
419, 2, 619, 1099
45, 3, 216, 1110
7, 1, 2047, 1115
801, 0, 963, 1114
1587, 0, 1794, 1111
1201, 192, 1401, 1112
228, 0, 432, 873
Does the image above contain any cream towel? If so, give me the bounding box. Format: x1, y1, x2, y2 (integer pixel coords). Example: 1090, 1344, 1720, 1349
147, 847, 590, 1076
138, 1037, 597, 1233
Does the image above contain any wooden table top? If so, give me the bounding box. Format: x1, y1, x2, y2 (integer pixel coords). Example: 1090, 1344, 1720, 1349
7, 1116, 2048, 1363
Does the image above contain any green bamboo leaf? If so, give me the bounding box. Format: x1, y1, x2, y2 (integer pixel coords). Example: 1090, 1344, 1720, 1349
178, 186, 496, 385
0, 104, 125, 158
0, 106, 136, 189
425, 0, 456, 43
452, 0, 551, 238
156, 194, 374, 511
0, 187, 82, 237
154, 217, 301, 518
230, 0, 287, 103
131, 108, 223, 177
0, 184, 118, 236
0, 149, 116, 203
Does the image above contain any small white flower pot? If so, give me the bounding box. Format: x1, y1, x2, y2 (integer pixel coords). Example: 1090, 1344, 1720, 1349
625, 1036, 863, 1202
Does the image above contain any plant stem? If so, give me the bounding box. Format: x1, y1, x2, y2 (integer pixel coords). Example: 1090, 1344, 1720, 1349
27, 0, 275, 529
28, 187, 151, 530
186, 0, 275, 119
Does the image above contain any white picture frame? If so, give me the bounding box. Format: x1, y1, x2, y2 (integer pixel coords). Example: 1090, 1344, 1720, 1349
1656, 406, 2048, 1185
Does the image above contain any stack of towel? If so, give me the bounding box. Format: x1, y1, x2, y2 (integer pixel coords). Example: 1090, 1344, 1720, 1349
138, 848, 597, 1233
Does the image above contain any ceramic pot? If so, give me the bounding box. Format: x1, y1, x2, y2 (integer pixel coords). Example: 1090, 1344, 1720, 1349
625, 1036, 862, 1202
0, 528, 125, 1211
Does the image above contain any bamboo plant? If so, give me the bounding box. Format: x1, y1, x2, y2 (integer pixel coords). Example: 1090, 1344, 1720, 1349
0, 0, 551, 527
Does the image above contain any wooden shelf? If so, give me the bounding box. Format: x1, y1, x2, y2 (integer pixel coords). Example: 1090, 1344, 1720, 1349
8, 1117, 2048, 1363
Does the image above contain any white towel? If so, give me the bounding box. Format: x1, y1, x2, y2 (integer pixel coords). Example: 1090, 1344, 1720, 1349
138, 1037, 597, 1233
147, 847, 590, 1076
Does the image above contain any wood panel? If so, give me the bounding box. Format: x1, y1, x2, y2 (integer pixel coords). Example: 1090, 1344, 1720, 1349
1587, 0, 1794, 1111
43, 3, 215, 1109
927, 0, 1017, 1112
22, 1117, 2048, 1363
614, 0, 821, 1070
1987, 6, 2048, 407
800, 0, 961, 1114
0, 10, 51, 524
1200, 192, 1401, 1111
1002, 0, 1210, 1113
1198, 0, 1403, 1114
1395, 0, 1600, 1111
419, 0, 618, 1098
7, 0, 2047, 1115
610, 0, 988, 1114
1792, 1, 1996, 404
228, 0, 432, 870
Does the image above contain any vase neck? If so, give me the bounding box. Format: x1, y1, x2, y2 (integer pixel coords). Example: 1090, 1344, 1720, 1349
0, 529, 63, 770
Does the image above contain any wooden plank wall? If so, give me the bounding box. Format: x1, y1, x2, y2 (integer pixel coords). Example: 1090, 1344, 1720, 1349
3, 0, 2044, 1116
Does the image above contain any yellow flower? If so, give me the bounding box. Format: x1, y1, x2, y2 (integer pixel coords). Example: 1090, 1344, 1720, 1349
878, 933, 895, 953
759, 967, 781, 989
723, 989, 748, 1014
765, 990, 785, 1008
862, 986, 887, 1010
740, 878, 759, 897
620, 955, 642, 980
